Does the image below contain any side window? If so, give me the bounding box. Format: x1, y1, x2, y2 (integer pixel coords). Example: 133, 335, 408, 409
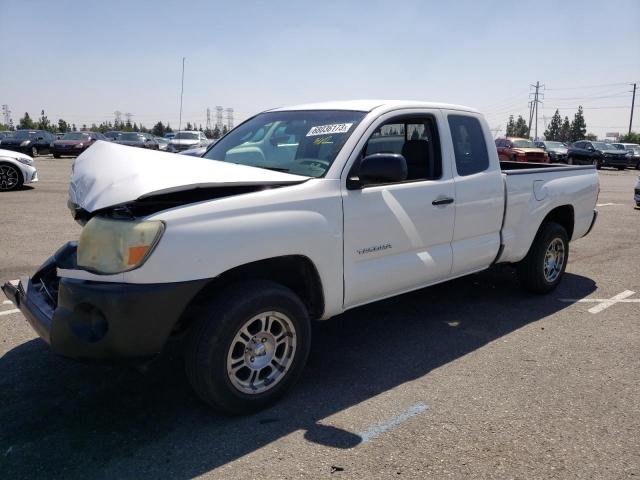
363, 116, 442, 181
448, 115, 489, 176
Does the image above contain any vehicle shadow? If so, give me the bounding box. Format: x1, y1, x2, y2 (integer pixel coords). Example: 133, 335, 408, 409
0, 268, 595, 479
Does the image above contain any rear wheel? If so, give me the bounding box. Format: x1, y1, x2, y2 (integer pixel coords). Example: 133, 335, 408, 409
617, 166, 626, 170
0, 163, 23, 191
567, 156, 574, 165
30, 146, 38, 157
53, 153, 61, 159
185, 280, 311, 414
517, 222, 569, 294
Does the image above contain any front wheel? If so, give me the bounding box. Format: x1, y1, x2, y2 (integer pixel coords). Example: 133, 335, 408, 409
185, 280, 311, 414
592, 158, 601, 170
31, 146, 38, 157
516, 222, 569, 294
53, 153, 61, 159
0, 163, 24, 191
567, 156, 574, 165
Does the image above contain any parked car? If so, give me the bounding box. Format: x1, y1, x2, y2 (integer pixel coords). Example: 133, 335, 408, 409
2, 100, 599, 414
104, 131, 123, 141
52, 131, 107, 158
167, 130, 210, 152
495, 137, 549, 162
0, 148, 38, 191
611, 143, 640, 169
535, 141, 568, 163
635, 177, 640, 208
164, 132, 176, 140
0, 131, 13, 140
155, 137, 170, 151
0, 129, 55, 156
115, 132, 160, 150
567, 140, 630, 170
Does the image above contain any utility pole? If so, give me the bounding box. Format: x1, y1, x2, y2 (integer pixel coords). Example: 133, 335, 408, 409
629, 83, 636, 136
527, 81, 544, 140
178, 57, 185, 133
206, 108, 212, 132
225, 108, 234, 130
1, 104, 11, 126
215, 106, 223, 130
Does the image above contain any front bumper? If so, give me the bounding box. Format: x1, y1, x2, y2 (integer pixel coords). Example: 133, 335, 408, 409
22, 164, 38, 184
2, 242, 207, 360
52, 146, 85, 156
602, 156, 630, 167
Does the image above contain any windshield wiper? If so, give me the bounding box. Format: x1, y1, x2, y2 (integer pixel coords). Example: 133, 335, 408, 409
257, 166, 290, 172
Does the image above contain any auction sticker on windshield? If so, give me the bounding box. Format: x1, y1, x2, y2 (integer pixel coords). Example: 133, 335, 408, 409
306, 123, 353, 136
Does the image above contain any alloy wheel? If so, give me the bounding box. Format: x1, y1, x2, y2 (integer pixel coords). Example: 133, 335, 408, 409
226, 310, 297, 395
543, 238, 565, 283
0, 165, 19, 190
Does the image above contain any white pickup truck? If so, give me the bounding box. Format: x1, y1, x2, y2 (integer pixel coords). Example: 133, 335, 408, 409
3, 100, 599, 414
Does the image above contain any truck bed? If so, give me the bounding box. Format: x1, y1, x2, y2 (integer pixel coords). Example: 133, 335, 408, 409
500, 160, 594, 174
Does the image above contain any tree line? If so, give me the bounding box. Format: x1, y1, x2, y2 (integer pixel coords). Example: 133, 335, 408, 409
0, 110, 229, 139
505, 105, 593, 142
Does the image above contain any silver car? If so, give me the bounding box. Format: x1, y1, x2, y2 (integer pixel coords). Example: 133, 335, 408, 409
167, 131, 210, 153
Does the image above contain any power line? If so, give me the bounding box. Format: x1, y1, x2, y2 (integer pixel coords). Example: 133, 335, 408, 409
546, 81, 636, 91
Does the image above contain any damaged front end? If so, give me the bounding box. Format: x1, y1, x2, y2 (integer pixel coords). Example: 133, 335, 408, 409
2, 242, 207, 360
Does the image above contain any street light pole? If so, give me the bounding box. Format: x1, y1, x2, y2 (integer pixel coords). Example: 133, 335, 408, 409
178, 57, 185, 133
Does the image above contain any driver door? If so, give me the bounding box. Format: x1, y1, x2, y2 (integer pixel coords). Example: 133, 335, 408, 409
342, 111, 455, 308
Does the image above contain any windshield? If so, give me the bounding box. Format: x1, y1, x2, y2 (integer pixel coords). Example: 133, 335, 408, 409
120, 133, 144, 141
203, 110, 366, 177
593, 142, 612, 150
62, 132, 89, 140
174, 132, 199, 140
544, 141, 564, 148
512, 139, 536, 148
10, 130, 38, 139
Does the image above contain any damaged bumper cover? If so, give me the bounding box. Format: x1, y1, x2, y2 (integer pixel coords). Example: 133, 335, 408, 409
2, 242, 207, 360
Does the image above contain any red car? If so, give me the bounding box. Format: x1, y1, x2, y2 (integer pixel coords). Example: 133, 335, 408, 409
52, 131, 107, 158
495, 137, 549, 163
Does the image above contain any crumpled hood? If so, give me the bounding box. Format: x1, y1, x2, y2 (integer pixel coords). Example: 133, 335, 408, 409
69, 140, 308, 212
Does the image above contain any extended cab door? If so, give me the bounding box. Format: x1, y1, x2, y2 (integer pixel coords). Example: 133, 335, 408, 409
443, 112, 504, 275
342, 110, 455, 308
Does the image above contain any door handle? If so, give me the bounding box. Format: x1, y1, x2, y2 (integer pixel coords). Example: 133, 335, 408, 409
432, 197, 454, 206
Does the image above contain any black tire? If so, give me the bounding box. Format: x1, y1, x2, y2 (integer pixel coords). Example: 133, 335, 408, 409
636, 161, 640, 170
567, 156, 574, 165
516, 221, 569, 294
30, 146, 38, 157
53, 153, 61, 159
617, 166, 626, 171
0, 162, 24, 191
185, 280, 311, 415
593, 158, 601, 170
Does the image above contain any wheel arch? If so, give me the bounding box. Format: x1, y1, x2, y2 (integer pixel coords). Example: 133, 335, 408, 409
542, 204, 575, 240
175, 255, 325, 334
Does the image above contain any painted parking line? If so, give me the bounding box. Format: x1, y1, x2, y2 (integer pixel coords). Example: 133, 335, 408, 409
0, 309, 20, 317
596, 203, 623, 207
358, 403, 428, 444
2, 301, 11, 305
560, 290, 639, 314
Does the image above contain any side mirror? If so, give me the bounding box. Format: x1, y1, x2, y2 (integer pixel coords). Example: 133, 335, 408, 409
347, 153, 408, 189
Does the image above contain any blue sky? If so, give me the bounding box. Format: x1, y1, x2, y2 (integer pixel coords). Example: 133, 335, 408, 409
1, 0, 639, 138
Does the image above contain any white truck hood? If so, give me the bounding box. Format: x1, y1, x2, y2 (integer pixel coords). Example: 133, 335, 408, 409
69, 141, 308, 212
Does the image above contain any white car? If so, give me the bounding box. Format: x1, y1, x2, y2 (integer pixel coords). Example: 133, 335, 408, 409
3, 100, 599, 414
167, 130, 211, 153
0, 148, 38, 191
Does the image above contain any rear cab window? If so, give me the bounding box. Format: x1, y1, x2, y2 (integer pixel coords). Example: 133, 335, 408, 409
448, 115, 489, 176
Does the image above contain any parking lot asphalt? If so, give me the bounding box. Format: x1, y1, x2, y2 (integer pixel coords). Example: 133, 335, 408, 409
0, 157, 639, 479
